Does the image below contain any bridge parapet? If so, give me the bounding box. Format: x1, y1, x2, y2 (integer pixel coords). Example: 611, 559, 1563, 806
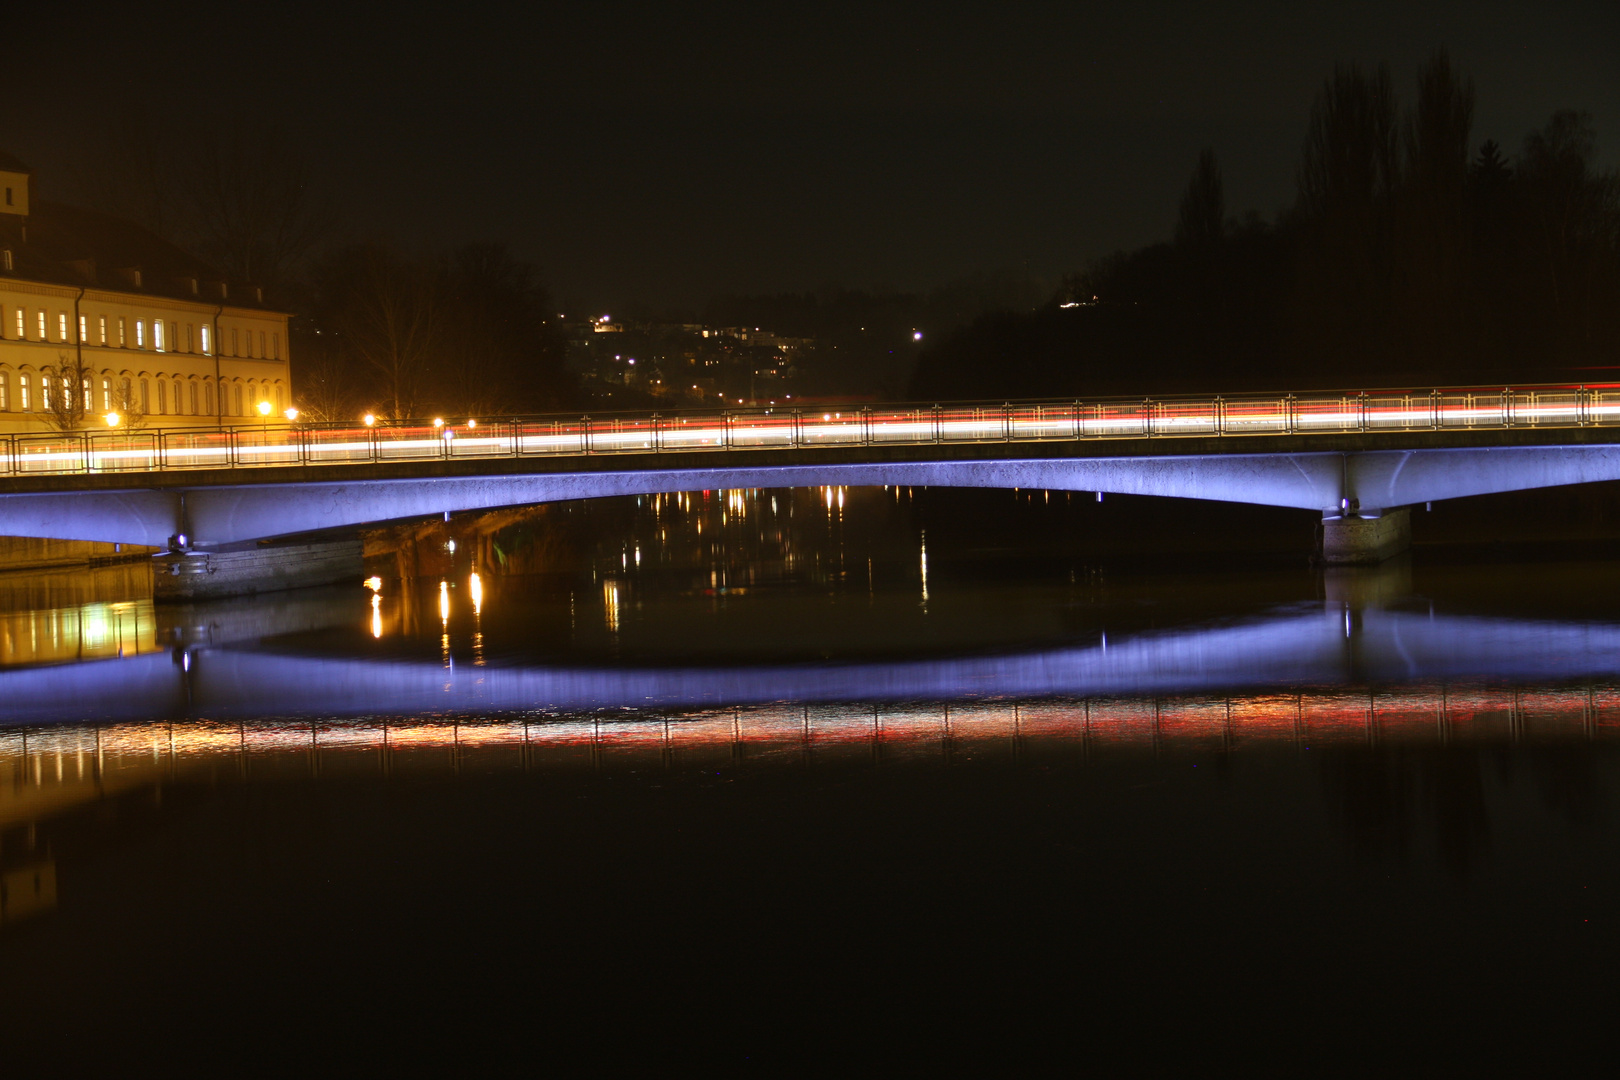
3, 382, 1619, 479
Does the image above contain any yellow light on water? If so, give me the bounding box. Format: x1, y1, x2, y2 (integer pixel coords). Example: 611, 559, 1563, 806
370, 593, 383, 638
364, 576, 383, 592
438, 580, 450, 626
469, 571, 483, 615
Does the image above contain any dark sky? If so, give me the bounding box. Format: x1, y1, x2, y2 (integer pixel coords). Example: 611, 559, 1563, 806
4, 1, 1616, 311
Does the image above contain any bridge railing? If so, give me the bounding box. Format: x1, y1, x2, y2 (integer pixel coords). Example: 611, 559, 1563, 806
3, 382, 1617, 478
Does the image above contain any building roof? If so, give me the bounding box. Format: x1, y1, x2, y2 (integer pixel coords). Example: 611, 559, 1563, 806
0, 197, 279, 311
0, 149, 32, 174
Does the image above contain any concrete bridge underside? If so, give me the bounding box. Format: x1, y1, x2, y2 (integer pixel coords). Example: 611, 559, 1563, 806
5, 444, 1620, 553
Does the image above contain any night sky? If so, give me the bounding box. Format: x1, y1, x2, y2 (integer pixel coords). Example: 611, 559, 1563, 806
3, 1, 1616, 311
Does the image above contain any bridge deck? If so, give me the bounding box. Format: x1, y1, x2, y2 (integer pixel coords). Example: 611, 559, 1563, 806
5, 383, 1620, 484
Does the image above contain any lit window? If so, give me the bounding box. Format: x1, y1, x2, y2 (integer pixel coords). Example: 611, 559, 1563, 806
19, 373, 29, 411
82, 377, 91, 411
118, 317, 127, 347
153, 320, 165, 352
102, 377, 111, 411
37, 311, 45, 338
58, 312, 67, 340
98, 316, 107, 345
2, 249, 11, 271
40, 372, 50, 411
79, 314, 87, 343
0, 373, 7, 410
14, 309, 21, 337
200, 325, 212, 355
135, 320, 145, 348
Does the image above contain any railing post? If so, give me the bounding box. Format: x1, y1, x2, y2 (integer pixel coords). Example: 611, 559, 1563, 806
792, 409, 802, 448
1429, 390, 1440, 429
932, 404, 942, 444
1502, 389, 1512, 428
650, 413, 661, 453
1144, 398, 1154, 438
724, 411, 734, 450
581, 415, 592, 454
1579, 386, 1590, 426
1001, 403, 1011, 442
1358, 392, 1368, 433
1285, 394, 1297, 435
1, 434, 12, 476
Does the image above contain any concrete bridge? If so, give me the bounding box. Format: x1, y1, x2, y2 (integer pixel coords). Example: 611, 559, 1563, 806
5, 385, 1620, 594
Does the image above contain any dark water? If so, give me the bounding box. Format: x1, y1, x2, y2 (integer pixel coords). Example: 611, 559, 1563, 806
4, 487, 1620, 1071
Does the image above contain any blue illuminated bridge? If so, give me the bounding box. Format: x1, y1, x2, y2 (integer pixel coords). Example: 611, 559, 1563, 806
6, 382, 1620, 572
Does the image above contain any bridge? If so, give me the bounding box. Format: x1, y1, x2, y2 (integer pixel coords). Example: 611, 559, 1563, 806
6, 382, 1620, 595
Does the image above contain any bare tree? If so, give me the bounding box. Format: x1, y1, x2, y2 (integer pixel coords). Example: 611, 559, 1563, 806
40, 353, 93, 432
321, 246, 443, 421
186, 126, 335, 296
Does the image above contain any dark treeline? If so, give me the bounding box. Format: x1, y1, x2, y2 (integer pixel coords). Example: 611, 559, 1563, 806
911, 51, 1620, 400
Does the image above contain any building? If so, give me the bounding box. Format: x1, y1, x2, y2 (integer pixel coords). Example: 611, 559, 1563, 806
0, 151, 291, 434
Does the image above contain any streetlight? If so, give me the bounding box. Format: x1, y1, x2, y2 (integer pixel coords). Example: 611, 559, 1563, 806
362, 413, 377, 427
432, 417, 444, 428
284, 407, 300, 422
257, 399, 272, 436
104, 412, 121, 428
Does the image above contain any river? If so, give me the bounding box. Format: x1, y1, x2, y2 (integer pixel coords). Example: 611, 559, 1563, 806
2, 485, 1618, 1071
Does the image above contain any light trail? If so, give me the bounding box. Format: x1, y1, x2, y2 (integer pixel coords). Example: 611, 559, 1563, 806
7, 383, 1620, 478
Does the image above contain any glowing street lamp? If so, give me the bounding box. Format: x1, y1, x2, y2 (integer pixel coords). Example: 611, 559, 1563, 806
257, 400, 272, 417
432, 417, 445, 428
103, 412, 121, 428
284, 407, 300, 422
362, 413, 377, 427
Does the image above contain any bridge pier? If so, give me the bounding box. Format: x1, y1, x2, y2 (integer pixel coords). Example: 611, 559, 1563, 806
152, 538, 365, 602
1319, 508, 1410, 565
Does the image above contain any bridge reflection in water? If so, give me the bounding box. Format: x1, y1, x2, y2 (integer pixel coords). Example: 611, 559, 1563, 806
3, 682, 1614, 826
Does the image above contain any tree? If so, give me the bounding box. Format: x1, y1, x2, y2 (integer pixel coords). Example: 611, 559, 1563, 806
1175, 149, 1225, 248
1396, 49, 1475, 372
40, 353, 92, 432
313, 245, 443, 421
185, 125, 334, 299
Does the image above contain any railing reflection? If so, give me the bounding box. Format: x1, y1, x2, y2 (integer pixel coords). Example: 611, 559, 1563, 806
10, 381, 1620, 478
2, 686, 1613, 824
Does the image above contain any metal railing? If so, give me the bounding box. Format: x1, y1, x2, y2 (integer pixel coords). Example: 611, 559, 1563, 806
3, 383, 1617, 478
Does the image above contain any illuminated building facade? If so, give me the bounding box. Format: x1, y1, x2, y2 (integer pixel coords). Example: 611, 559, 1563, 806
0, 151, 291, 432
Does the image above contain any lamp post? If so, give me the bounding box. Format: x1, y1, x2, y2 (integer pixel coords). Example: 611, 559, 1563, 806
257, 398, 271, 438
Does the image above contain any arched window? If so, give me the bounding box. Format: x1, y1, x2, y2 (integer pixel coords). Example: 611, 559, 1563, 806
139, 379, 149, 413
173, 379, 184, 414
19, 373, 30, 411
190, 381, 199, 415
101, 376, 111, 412
156, 380, 167, 415
0, 371, 8, 411
40, 370, 52, 411
233, 383, 243, 416
205, 381, 215, 416
120, 377, 132, 411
